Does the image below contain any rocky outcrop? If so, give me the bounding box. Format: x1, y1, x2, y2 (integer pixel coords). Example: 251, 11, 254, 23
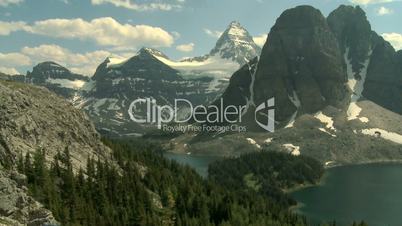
0, 80, 112, 171
0, 80, 114, 224
0, 169, 57, 226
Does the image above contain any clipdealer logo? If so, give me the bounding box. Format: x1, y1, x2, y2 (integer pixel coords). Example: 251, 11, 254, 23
128, 98, 275, 132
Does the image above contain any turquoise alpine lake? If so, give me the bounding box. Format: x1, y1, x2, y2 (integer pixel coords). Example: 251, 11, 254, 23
291, 163, 402, 226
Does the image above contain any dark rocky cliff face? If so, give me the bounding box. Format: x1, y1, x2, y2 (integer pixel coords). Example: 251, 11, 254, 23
253, 5, 348, 122
328, 5, 402, 114
216, 5, 349, 128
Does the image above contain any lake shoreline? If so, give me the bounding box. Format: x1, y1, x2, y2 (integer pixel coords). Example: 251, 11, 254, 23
288, 162, 402, 226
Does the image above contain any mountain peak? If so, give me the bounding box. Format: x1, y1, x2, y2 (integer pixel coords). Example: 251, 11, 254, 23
210, 21, 261, 65
138, 47, 169, 59
35, 61, 69, 71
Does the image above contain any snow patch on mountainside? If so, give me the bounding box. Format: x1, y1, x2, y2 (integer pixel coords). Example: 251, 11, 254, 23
285, 91, 301, 128
318, 128, 337, 137
46, 78, 86, 90
154, 54, 239, 79
314, 111, 336, 131
361, 128, 402, 144
107, 56, 131, 68
242, 57, 259, 117
285, 112, 297, 128
345, 47, 372, 121
264, 138, 273, 144
246, 138, 261, 149
282, 144, 300, 156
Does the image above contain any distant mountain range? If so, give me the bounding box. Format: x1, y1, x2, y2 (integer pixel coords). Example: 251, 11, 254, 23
0, 21, 261, 136
1, 6, 401, 165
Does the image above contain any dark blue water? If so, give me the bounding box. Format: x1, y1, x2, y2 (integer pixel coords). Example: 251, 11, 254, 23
291, 164, 402, 226
163, 153, 221, 177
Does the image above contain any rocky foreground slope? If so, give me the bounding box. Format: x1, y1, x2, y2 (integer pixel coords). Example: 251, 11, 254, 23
0, 80, 112, 225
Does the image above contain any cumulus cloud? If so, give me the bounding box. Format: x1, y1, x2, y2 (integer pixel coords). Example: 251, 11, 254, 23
176, 43, 194, 52
0, 44, 131, 76
0, 0, 23, 7
0, 66, 20, 75
204, 28, 223, 38
377, 6, 394, 15
171, 31, 181, 40
0, 52, 31, 66
0, 51, 30, 75
0, 17, 175, 48
382, 33, 402, 50
91, 0, 184, 12
350, 0, 400, 5
0, 21, 25, 35
253, 34, 268, 47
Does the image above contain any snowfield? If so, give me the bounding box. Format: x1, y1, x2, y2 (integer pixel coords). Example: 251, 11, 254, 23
246, 138, 261, 149
344, 47, 372, 121
46, 78, 86, 90
154, 54, 239, 79
361, 128, 402, 145
314, 111, 336, 131
282, 144, 300, 156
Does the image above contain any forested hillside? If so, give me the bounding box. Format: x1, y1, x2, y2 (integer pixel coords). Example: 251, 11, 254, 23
17, 139, 327, 226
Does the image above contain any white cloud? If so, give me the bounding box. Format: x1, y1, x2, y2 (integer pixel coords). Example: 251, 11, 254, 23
0, 17, 175, 48
376, 6, 394, 15
91, 0, 183, 12
0, 52, 31, 66
382, 33, 402, 50
253, 34, 268, 47
0, 0, 23, 7
0, 21, 25, 35
204, 28, 223, 38
172, 31, 181, 40
350, 0, 400, 5
20, 44, 118, 76
0, 66, 19, 75
176, 43, 194, 52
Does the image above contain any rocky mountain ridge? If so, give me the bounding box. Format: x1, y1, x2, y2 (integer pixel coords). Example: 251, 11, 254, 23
169, 5, 402, 166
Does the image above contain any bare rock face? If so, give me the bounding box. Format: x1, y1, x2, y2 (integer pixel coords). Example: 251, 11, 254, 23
0, 80, 112, 171
0, 169, 58, 226
328, 5, 402, 114
253, 5, 348, 122
0, 80, 113, 225
214, 5, 349, 129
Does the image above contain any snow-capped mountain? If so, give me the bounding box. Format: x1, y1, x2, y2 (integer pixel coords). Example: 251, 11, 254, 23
77, 48, 226, 136
209, 21, 262, 65
75, 22, 262, 135
164, 21, 262, 79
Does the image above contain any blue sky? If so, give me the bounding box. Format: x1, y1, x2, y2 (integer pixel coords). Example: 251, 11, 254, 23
1, 0, 401, 76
